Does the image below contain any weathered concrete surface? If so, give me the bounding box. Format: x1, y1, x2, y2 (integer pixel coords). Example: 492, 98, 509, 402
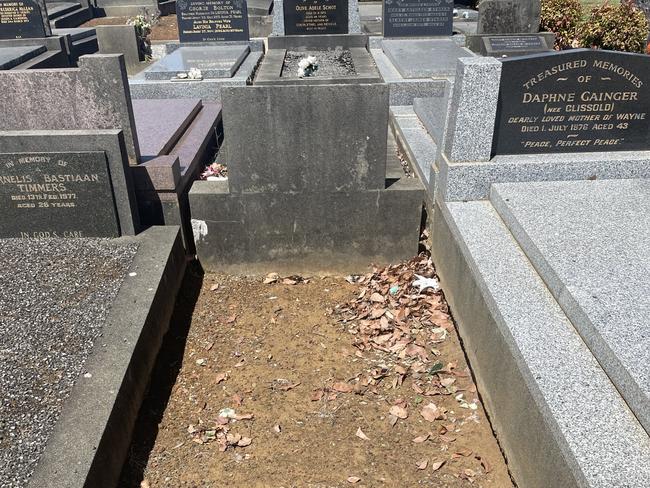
477, 0, 541, 34
96, 25, 141, 71
431, 198, 650, 488
0, 54, 140, 164
189, 176, 424, 274
491, 179, 650, 434
222, 83, 389, 193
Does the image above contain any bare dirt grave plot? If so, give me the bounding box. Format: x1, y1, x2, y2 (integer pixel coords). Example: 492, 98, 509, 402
121, 257, 513, 487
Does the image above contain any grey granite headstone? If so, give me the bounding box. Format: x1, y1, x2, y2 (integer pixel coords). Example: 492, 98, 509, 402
0, 151, 120, 238
0, 55, 140, 165
142, 45, 250, 80
477, 0, 540, 35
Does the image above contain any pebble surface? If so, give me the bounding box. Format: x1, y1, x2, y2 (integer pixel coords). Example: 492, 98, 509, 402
0, 239, 138, 488
283, 49, 357, 78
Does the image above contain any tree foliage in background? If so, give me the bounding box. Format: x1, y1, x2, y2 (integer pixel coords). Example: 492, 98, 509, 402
580, 0, 649, 52
541, 0, 649, 52
541, 0, 584, 49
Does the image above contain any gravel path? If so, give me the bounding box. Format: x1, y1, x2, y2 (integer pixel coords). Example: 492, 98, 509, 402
283, 48, 357, 78
0, 239, 138, 488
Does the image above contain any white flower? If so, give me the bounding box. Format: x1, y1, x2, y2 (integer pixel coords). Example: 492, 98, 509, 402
306, 55, 318, 65
188, 68, 203, 79
298, 58, 311, 70
297, 67, 306, 78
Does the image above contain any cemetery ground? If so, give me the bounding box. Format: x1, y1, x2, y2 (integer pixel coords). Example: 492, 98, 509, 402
120, 258, 513, 487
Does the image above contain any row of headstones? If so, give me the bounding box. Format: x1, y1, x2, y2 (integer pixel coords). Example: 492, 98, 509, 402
1, 0, 540, 44
174, 0, 544, 44
175, 0, 460, 42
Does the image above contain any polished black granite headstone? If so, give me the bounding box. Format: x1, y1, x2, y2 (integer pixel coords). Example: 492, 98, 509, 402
176, 0, 250, 42
283, 0, 349, 35
0, 152, 120, 238
383, 0, 453, 37
0, 0, 48, 39
493, 50, 650, 155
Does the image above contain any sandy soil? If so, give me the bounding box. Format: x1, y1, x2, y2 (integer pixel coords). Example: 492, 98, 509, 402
120, 258, 513, 488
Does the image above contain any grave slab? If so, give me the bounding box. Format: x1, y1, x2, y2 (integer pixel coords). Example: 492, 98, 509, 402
490, 179, 650, 434
132, 98, 202, 159
381, 38, 472, 78
431, 197, 650, 488
22, 226, 186, 488
142, 45, 251, 80
0, 45, 46, 69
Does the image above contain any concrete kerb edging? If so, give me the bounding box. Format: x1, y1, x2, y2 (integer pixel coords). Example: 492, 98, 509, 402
28, 226, 186, 488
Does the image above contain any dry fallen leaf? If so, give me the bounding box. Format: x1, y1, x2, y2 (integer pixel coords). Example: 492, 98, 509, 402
273, 424, 281, 433
370, 292, 385, 303
263, 273, 279, 284
215, 373, 228, 384
453, 448, 473, 458
388, 414, 398, 427
416, 459, 428, 470
389, 405, 408, 419
311, 389, 324, 401
355, 427, 370, 441
421, 403, 443, 422
347, 476, 361, 484
412, 434, 430, 443
431, 460, 446, 471
237, 437, 252, 447
210, 284, 219, 291
225, 314, 237, 324
332, 381, 354, 393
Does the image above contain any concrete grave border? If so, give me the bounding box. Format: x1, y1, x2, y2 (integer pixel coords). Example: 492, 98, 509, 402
27, 226, 186, 488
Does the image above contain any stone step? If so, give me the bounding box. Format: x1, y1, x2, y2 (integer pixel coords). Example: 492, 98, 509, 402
490, 179, 650, 435
413, 83, 451, 147
12, 49, 67, 70
133, 98, 203, 161
45, 1, 81, 19
432, 198, 650, 487
49, 6, 93, 28
0, 45, 46, 70
390, 105, 437, 202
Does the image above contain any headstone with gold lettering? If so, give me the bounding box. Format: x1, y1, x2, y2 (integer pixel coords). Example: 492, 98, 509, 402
0, 0, 51, 39
176, 0, 250, 42
0, 152, 121, 238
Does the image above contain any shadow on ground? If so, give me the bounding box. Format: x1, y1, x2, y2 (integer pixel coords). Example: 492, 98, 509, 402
118, 260, 204, 487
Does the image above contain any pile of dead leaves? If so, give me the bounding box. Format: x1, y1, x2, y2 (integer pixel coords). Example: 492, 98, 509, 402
334, 253, 478, 422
